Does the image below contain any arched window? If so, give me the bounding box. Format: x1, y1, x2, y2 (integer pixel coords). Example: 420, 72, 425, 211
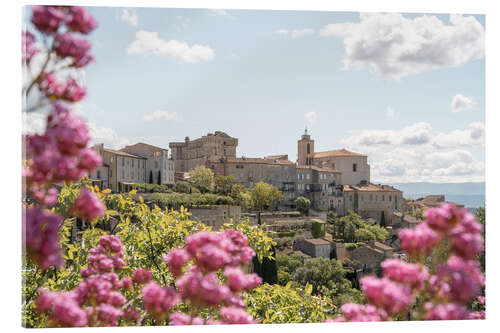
307, 143, 310, 154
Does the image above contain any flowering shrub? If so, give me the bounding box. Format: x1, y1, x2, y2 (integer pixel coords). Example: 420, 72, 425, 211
23, 5, 103, 273
331, 203, 485, 322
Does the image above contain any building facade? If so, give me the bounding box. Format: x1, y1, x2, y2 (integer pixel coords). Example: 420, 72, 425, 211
120, 142, 175, 185
90, 144, 147, 192
169, 131, 238, 173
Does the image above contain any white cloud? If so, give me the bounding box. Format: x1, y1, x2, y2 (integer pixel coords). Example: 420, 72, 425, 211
451, 94, 476, 112
320, 13, 484, 79
143, 111, 183, 123
126, 30, 215, 63
87, 122, 132, 150
209, 9, 233, 18
275, 28, 315, 38
121, 8, 138, 27
304, 111, 317, 125
433, 122, 484, 148
386, 107, 395, 118
341, 122, 485, 182
342, 122, 433, 147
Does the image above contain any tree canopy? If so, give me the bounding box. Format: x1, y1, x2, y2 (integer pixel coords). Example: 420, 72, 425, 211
188, 165, 215, 193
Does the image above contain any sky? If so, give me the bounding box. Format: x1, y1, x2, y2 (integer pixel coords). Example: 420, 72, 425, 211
23, 7, 485, 184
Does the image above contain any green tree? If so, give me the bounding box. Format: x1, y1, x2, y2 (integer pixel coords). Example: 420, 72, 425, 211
380, 210, 386, 227
311, 221, 325, 238
294, 196, 311, 215
188, 165, 215, 193
230, 184, 253, 211
149, 170, 153, 184
214, 174, 235, 195
157, 170, 161, 185
250, 182, 284, 212
291, 257, 363, 307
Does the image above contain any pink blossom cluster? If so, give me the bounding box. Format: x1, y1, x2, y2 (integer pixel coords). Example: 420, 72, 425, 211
53, 33, 94, 67
36, 235, 133, 327
31, 6, 97, 35
24, 207, 64, 269
70, 188, 105, 223
332, 204, 485, 322
137, 230, 262, 325
25, 103, 102, 198
22, 31, 40, 65
132, 268, 153, 285
39, 73, 87, 102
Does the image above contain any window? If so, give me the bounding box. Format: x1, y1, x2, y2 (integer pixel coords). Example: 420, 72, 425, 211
97, 170, 101, 179
389, 195, 392, 202
353, 163, 357, 172
306, 173, 310, 180
122, 157, 124, 166
307, 143, 310, 154
349, 195, 352, 202
132, 160, 134, 167
382, 195, 385, 201
110, 170, 112, 177
155, 161, 159, 168
332, 163, 335, 169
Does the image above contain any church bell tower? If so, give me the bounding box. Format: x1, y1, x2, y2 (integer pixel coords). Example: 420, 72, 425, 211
297, 127, 314, 166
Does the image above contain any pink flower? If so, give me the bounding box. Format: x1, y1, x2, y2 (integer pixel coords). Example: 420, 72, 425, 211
95, 303, 123, 326
424, 303, 469, 320
469, 311, 485, 320
169, 312, 192, 325
163, 248, 191, 277
434, 256, 484, 304
22, 31, 40, 64
36, 288, 88, 327
23, 207, 64, 270
381, 259, 429, 290
132, 269, 153, 285
66, 6, 98, 34
360, 276, 413, 315
339, 303, 386, 322
142, 282, 180, 321
70, 188, 105, 222
123, 307, 140, 323
61, 78, 87, 102
121, 277, 133, 291
399, 222, 440, 258
31, 6, 66, 33
424, 203, 456, 232
224, 267, 262, 292
53, 33, 94, 67
176, 268, 231, 307
219, 307, 257, 324
78, 148, 102, 171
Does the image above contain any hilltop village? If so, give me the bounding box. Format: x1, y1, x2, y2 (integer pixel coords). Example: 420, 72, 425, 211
88, 130, 462, 275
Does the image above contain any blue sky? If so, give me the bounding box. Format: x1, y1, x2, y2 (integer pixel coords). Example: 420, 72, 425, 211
23, 7, 485, 183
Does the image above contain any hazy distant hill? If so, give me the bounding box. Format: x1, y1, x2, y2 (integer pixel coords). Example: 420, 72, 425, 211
387, 182, 485, 196
386, 182, 485, 208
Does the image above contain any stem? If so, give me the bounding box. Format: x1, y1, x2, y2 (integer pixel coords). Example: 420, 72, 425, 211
25, 51, 51, 97
145, 219, 167, 285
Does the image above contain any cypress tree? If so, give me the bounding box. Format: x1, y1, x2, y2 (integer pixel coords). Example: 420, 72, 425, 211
158, 170, 161, 185
149, 170, 153, 184
380, 211, 386, 227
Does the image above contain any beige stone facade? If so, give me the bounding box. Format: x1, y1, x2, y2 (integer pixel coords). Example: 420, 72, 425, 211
169, 131, 238, 173
293, 238, 332, 258
90, 144, 147, 192
120, 142, 174, 185
343, 183, 403, 225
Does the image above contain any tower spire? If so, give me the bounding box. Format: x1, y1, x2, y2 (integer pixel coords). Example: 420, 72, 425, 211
304, 126, 308, 135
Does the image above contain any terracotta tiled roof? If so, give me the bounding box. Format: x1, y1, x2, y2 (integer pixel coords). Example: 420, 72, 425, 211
122, 142, 169, 152
373, 241, 393, 251
266, 154, 288, 160
313, 149, 367, 158
225, 157, 295, 166
343, 183, 402, 192
103, 148, 146, 159
304, 238, 331, 246
296, 165, 340, 173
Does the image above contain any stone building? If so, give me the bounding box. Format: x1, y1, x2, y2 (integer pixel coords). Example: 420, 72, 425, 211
349, 241, 394, 273
120, 142, 174, 185
296, 165, 342, 211
293, 238, 332, 259
297, 129, 370, 186
343, 183, 403, 225
169, 131, 238, 173
90, 143, 147, 192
